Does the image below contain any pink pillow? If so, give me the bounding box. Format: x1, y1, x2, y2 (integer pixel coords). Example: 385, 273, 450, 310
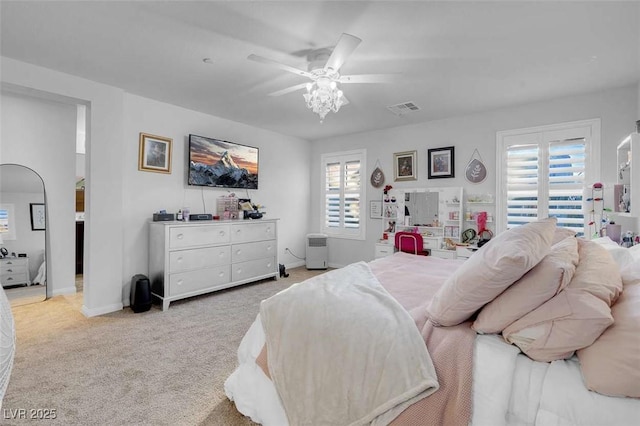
577, 282, 640, 397
427, 217, 557, 327
552, 227, 576, 245
473, 236, 579, 334
503, 239, 623, 362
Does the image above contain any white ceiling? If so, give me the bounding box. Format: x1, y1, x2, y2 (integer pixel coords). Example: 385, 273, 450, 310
1, 1, 639, 141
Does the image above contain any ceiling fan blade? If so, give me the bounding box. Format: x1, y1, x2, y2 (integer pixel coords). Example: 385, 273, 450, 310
324, 33, 362, 72
268, 83, 309, 97
247, 54, 313, 78
339, 74, 401, 84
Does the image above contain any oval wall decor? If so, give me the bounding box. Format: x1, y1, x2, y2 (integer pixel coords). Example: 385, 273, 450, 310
370, 162, 385, 188
465, 149, 487, 184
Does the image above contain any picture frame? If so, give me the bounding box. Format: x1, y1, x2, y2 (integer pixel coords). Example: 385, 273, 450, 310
138, 133, 173, 174
370, 200, 382, 219
393, 150, 417, 181
30, 203, 45, 231
428, 146, 455, 179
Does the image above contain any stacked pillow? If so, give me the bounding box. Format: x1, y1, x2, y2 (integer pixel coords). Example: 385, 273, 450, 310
502, 239, 622, 362
427, 217, 557, 327
472, 236, 579, 334
577, 262, 640, 398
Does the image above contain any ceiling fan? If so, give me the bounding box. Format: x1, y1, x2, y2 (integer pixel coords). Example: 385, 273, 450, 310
248, 33, 397, 121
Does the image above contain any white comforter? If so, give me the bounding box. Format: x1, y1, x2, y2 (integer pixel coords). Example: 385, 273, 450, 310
226, 327, 640, 425
0, 286, 15, 410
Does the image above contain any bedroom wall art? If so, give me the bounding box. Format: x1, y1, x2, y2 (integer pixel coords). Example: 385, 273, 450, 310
465, 149, 487, 184
393, 151, 417, 181
370, 159, 385, 188
428, 146, 455, 179
138, 132, 173, 174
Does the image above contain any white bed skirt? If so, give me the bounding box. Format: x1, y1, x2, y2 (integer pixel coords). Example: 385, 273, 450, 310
225, 315, 640, 426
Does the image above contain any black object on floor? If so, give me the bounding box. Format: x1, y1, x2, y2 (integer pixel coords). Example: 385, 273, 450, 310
130, 274, 152, 313
279, 264, 289, 278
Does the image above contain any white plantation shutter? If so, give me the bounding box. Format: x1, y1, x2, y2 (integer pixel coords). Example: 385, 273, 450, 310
321, 150, 366, 239
497, 120, 600, 237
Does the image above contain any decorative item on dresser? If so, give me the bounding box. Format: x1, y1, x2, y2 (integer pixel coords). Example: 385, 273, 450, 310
148, 219, 278, 310
1, 257, 30, 288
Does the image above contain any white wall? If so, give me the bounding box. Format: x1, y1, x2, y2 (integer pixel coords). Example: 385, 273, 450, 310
1, 57, 311, 315
122, 94, 311, 303
0, 92, 76, 295
311, 85, 638, 267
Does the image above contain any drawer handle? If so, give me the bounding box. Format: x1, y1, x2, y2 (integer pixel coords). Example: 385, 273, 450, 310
266, 262, 272, 268
266, 227, 271, 233
177, 233, 184, 240
236, 229, 242, 234
176, 257, 183, 263
219, 230, 225, 236
6, 269, 12, 273
236, 249, 241, 255
237, 268, 242, 274
6, 261, 12, 265
6, 277, 13, 281
218, 271, 225, 278
176, 279, 183, 286
218, 252, 225, 258
266, 245, 272, 252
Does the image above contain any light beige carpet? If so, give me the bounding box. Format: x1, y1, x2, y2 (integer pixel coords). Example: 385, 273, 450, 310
3, 266, 328, 425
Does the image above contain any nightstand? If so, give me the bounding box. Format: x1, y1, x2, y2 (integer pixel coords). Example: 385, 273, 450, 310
1, 257, 30, 287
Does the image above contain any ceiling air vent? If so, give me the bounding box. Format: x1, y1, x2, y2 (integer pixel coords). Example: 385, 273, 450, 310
387, 101, 421, 116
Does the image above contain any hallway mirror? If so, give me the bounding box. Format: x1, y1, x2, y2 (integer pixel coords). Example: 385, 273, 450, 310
0, 164, 47, 306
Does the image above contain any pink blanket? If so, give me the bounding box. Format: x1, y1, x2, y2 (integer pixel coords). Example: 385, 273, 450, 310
370, 253, 475, 426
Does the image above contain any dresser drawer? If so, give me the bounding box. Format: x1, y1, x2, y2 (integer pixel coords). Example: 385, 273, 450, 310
169, 246, 230, 273
169, 225, 230, 249
1, 273, 28, 286
375, 243, 394, 259
169, 265, 230, 296
231, 240, 276, 263
232, 257, 276, 282
431, 249, 456, 259
231, 222, 276, 243
1, 263, 27, 275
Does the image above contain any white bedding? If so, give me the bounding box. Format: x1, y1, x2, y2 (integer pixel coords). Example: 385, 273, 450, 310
0, 285, 15, 410
225, 318, 640, 425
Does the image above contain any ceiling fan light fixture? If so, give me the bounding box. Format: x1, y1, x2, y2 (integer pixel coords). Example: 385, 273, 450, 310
304, 78, 344, 122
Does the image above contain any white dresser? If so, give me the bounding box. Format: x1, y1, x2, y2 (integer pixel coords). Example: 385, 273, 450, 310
149, 219, 278, 310
1, 257, 30, 288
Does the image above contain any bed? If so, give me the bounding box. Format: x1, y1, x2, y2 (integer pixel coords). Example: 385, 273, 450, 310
0, 284, 16, 410
225, 218, 640, 425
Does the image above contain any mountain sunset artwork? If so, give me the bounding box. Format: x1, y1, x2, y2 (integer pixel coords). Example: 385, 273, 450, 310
188, 135, 259, 189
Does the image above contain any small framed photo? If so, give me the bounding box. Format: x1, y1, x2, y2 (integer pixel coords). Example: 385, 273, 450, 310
370, 200, 382, 219
393, 150, 417, 181
138, 133, 172, 174
30, 203, 46, 231
428, 146, 455, 179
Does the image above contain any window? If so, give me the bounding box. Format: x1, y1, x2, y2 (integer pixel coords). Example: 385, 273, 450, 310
496, 119, 600, 237
320, 150, 366, 239
0, 204, 16, 240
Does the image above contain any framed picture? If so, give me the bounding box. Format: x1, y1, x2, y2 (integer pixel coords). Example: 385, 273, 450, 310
393, 150, 417, 181
138, 133, 173, 174
428, 146, 455, 179
30, 203, 46, 231
370, 200, 382, 219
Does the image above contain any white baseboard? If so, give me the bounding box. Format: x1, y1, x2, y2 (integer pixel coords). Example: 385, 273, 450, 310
81, 302, 123, 318
51, 286, 77, 297
286, 260, 306, 269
